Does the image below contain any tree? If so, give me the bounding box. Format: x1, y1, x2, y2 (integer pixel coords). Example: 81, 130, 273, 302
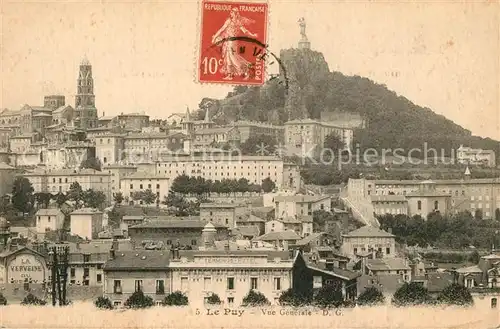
34, 192, 52, 209
278, 289, 312, 307
124, 291, 154, 309
205, 293, 222, 305
11, 177, 34, 213
163, 291, 189, 306
83, 190, 106, 209
474, 209, 483, 220
392, 282, 433, 307
324, 133, 345, 154
468, 250, 480, 264
356, 286, 385, 306
0, 293, 7, 305
240, 135, 278, 156
241, 290, 270, 307
314, 284, 344, 308
113, 192, 124, 205
94, 296, 113, 309
437, 283, 474, 306
67, 182, 84, 206
80, 157, 102, 171
141, 189, 157, 205
54, 192, 67, 207
21, 293, 46, 306
495, 208, 500, 221
312, 209, 335, 232
261, 177, 276, 193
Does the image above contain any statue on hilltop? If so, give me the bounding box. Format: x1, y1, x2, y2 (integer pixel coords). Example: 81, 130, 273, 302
297, 17, 311, 50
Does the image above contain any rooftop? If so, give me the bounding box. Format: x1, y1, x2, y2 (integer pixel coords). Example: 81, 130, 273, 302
103, 250, 170, 271
366, 258, 410, 271
129, 220, 226, 229
273, 195, 330, 203
344, 225, 395, 238
253, 230, 301, 241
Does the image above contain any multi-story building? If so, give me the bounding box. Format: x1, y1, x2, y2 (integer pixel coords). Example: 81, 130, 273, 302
43, 95, 66, 110
22, 168, 112, 201
70, 208, 104, 240
264, 216, 313, 237
371, 195, 408, 216
457, 145, 496, 167
199, 203, 246, 229
231, 120, 285, 144
94, 134, 126, 165
284, 118, 354, 156
348, 174, 500, 219
192, 127, 240, 149
120, 172, 170, 204
102, 164, 138, 197
43, 141, 95, 170
154, 155, 299, 190
35, 208, 65, 234
127, 219, 230, 248
341, 225, 396, 259
122, 132, 187, 162
103, 250, 171, 307
115, 113, 150, 131
274, 195, 331, 218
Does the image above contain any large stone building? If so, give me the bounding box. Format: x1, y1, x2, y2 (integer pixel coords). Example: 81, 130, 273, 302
341, 225, 396, 259
456, 145, 496, 167
348, 175, 500, 219
22, 168, 112, 201
273, 195, 331, 218
119, 172, 170, 204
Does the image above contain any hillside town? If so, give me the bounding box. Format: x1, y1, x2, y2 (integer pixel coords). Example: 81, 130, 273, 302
0, 22, 500, 311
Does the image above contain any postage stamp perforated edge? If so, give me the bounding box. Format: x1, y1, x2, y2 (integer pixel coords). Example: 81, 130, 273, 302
193, 0, 271, 87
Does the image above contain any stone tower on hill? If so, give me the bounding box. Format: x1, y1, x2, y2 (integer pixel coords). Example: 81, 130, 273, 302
280, 18, 330, 121
74, 56, 98, 130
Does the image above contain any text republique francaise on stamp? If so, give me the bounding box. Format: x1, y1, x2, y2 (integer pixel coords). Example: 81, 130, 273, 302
198, 0, 269, 85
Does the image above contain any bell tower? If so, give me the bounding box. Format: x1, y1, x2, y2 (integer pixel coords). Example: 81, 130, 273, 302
75, 56, 98, 129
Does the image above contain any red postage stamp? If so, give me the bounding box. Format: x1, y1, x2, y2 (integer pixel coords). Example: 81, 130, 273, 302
198, 0, 269, 85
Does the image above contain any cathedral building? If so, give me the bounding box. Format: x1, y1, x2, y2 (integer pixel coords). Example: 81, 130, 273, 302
74, 56, 98, 130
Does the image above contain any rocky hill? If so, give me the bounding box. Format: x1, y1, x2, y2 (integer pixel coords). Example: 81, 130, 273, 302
199, 48, 499, 158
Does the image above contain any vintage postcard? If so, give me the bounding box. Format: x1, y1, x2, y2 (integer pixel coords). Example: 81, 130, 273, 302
0, 0, 499, 328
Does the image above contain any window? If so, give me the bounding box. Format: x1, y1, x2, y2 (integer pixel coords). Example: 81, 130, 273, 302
156, 184, 160, 189
113, 280, 122, 294
70, 268, 75, 277
353, 248, 358, 254
135, 280, 143, 292
273, 277, 281, 291
204, 277, 212, 290
181, 277, 188, 291
227, 277, 235, 290
113, 301, 121, 306
140, 184, 143, 189
83, 254, 90, 262
156, 280, 165, 294
417, 200, 422, 210
434, 200, 439, 210
313, 276, 322, 289
130, 184, 133, 189
465, 278, 474, 288
250, 277, 258, 290
386, 247, 390, 255
83, 268, 89, 277
97, 274, 102, 283
491, 298, 498, 308
191, 239, 197, 246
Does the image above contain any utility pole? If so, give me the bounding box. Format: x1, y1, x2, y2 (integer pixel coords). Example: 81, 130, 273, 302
50, 248, 57, 306
49, 246, 70, 306
61, 246, 69, 304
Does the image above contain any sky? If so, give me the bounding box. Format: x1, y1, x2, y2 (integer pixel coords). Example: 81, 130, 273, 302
1, 0, 499, 139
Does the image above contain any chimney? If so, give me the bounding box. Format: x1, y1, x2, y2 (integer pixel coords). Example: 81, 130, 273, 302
109, 245, 115, 259
112, 238, 119, 252
76, 242, 80, 250
388, 227, 393, 234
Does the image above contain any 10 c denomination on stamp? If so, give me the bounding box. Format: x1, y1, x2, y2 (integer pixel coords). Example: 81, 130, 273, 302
198, 0, 269, 85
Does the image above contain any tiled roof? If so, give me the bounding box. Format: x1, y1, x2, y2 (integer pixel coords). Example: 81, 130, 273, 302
103, 250, 170, 271
344, 225, 394, 238
253, 230, 301, 241
456, 265, 483, 273
308, 264, 360, 281
295, 232, 325, 246
233, 226, 260, 238
370, 195, 407, 202
200, 203, 242, 209
129, 220, 226, 229
70, 208, 103, 215
412, 272, 454, 293
195, 127, 236, 135
366, 258, 410, 271
36, 208, 63, 216
176, 249, 291, 260
273, 195, 330, 203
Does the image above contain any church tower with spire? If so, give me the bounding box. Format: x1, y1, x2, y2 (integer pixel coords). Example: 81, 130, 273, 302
75, 56, 98, 130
